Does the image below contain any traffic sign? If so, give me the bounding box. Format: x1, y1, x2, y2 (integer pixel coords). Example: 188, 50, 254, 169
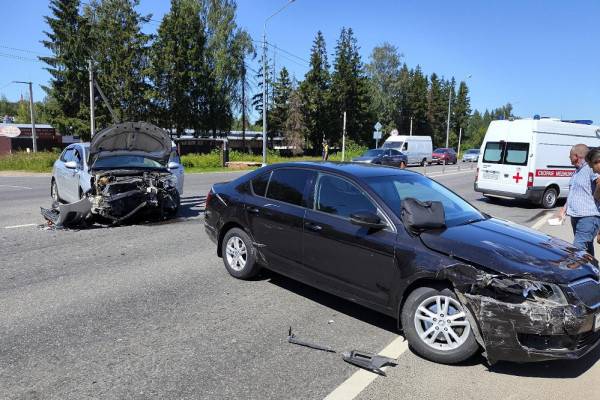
0, 125, 21, 138
373, 130, 382, 139
374, 121, 382, 131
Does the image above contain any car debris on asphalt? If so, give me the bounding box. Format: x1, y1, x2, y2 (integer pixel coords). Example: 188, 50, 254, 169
287, 327, 399, 376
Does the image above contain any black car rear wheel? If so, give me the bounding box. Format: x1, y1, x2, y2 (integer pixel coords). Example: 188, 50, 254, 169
221, 227, 260, 279
401, 286, 479, 364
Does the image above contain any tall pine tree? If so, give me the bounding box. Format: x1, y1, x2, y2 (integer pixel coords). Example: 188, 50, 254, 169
330, 27, 373, 145
299, 31, 331, 153
41, 0, 92, 139
270, 67, 292, 136
149, 0, 207, 136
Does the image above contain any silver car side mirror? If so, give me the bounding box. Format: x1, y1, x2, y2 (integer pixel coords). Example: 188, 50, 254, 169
65, 161, 78, 169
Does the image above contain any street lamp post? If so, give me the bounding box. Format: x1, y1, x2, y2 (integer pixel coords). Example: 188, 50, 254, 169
262, 0, 295, 166
14, 81, 37, 152
445, 74, 471, 148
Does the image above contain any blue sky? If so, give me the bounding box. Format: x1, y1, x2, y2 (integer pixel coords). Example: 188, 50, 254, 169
1, 0, 598, 123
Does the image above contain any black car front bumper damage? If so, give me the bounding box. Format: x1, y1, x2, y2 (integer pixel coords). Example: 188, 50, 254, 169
437, 264, 600, 364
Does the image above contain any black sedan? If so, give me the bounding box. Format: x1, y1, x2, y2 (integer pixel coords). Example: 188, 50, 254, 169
352, 148, 407, 168
204, 162, 600, 364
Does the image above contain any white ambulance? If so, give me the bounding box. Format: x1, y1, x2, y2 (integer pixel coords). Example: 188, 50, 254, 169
475, 117, 600, 208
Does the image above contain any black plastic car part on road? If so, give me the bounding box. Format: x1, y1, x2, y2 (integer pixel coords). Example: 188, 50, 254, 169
204, 162, 600, 365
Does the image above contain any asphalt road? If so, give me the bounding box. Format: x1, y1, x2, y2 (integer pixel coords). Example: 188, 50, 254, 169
1, 163, 597, 400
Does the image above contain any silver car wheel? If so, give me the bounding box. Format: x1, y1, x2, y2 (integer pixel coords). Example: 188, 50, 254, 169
414, 295, 471, 351
225, 236, 248, 272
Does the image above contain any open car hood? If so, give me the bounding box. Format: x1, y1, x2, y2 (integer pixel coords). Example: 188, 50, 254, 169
89, 122, 171, 168
420, 217, 600, 284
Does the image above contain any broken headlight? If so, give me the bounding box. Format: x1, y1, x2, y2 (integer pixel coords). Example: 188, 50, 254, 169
516, 279, 568, 305
163, 175, 178, 188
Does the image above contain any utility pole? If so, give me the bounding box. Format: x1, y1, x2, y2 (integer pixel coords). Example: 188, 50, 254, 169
457, 127, 463, 159
445, 87, 452, 148
262, 0, 295, 166
409, 117, 413, 136
14, 81, 37, 152
241, 63, 246, 150
89, 60, 95, 138
342, 111, 347, 162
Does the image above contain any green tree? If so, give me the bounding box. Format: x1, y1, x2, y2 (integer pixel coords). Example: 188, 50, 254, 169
149, 0, 206, 136
452, 80, 471, 146
427, 73, 447, 147
203, 0, 253, 136
270, 67, 292, 136
366, 42, 402, 134
284, 87, 306, 155
86, 0, 151, 128
40, 0, 92, 139
299, 31, 331, 153
406, 65, 428, 137
15, 100, 31, 123
329, 27, 373, 145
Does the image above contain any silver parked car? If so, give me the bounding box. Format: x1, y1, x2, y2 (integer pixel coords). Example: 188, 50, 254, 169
51, 138, 184, 204
461, 148, 480, 162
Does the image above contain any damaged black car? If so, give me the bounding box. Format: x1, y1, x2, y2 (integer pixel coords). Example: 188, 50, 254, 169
204, 162, 600, 364
43, 122, 180, 228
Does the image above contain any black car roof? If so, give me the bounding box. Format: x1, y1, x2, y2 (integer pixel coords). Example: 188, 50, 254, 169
265, 161, 418, 179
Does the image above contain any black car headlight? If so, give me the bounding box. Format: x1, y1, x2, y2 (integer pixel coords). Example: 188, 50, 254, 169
515, 279, 568, 305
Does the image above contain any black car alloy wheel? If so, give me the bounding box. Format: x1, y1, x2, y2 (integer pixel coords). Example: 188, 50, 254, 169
401, 287, 479, 364
221, 227, 260, 279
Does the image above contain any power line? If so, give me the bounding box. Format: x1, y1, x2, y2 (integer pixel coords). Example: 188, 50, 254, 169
0, 53, 42, 63
252, 40, 310, 66
0, 45, 49, 57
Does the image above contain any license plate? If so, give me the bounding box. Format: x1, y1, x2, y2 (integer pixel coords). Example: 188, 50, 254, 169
595, 313, 600, 331
483, 170, 499, 180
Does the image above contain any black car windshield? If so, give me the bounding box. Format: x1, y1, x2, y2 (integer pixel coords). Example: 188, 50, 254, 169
467, 149, 479, 154
366, 174, 484, 227
93, 155, 165, 169
433, 148, 447, 153
363, 149, 385, 157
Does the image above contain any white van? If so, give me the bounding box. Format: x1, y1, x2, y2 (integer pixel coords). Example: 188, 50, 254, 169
475, 118, 600, 208
382, 135, 432, 165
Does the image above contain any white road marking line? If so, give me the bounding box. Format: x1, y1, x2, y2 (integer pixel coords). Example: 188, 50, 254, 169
0, 184, 33, 190
323, 336, 409, 400
530, 212, 554, 230
4, 223, 38, 229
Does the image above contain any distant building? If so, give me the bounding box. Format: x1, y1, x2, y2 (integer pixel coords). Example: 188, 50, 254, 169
0, 123, 62, 155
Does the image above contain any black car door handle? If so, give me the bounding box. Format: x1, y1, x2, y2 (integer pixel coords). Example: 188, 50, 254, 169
305, 222, 322, 231
247, 206, 260, 214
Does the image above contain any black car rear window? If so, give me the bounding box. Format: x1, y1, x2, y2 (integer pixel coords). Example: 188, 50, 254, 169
251, 171, 271, 197
266, 168, 315, 207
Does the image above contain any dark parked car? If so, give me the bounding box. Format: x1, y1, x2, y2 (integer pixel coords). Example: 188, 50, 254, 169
205, 162, 600, 364
352, 148, 407, 168
432, 148, 457, 164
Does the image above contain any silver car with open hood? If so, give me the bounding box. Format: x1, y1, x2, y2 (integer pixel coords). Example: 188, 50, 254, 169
43, 122, 180, 227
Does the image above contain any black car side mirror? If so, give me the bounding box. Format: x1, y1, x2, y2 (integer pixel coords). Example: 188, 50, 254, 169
350, 211, 387, 230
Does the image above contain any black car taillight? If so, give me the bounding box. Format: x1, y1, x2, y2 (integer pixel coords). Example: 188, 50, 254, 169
205, 188, 213, 208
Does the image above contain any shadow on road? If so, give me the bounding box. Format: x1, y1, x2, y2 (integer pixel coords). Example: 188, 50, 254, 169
262, 269, 398, 334
490, 344, 600, 378
178, 195, 206, 219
